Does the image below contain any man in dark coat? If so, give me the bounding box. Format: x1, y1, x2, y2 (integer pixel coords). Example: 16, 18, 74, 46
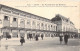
41, 34, 44, 40
35, 35, 38, 41
59, 34, 63, 44
20, 37, 25, 46
51, 34, 54, 38
64, 34, 69, 45
29, 33, 32, 41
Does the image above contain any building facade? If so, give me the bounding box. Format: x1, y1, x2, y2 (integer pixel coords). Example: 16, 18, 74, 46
0, 4, 57, 39
78, 29, 80, 38
51, 14, 78, 37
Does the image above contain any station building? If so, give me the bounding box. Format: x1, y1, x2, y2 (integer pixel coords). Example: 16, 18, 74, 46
78, 29, 80, 38
0, 4, 57, 39
51, 14, 78, 37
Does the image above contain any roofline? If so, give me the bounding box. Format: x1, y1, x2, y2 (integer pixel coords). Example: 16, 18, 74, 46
0, 4, 51, 21
56, 14, 68, 20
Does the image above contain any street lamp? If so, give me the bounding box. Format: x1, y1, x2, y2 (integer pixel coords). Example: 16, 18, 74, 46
5, 28, 8, 40
5, 28, 9, 51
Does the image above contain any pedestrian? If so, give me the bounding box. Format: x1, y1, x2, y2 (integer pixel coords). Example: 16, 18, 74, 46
35, 35, 38, 41
20, 37, 25, 46
64, 34, 69, 45
41, 34, 44, 40
17, 35, 18, 38
59, 34, 63, 44
0, 36, 1, 47
51, 34, 54, 38
29, 33, 32, 41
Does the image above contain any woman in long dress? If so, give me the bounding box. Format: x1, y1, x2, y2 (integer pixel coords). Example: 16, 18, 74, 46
20, 37, 25, 46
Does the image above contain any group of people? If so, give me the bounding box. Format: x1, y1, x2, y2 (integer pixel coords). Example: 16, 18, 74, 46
59, 33, 69, 45
34, 34, 44, 41
20, 34, 44, 46
20, 33, 69, 46
27, 34, 44, 41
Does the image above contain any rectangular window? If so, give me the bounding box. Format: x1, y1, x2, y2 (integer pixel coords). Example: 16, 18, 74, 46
4, 16, 8, 20
13, 18, 17, 21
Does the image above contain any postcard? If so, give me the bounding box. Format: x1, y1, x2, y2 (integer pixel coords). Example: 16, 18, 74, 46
0, 0, 80, 51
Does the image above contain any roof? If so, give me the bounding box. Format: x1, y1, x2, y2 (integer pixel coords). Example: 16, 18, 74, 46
51, 14, 74, 25
55, 14, 68, 20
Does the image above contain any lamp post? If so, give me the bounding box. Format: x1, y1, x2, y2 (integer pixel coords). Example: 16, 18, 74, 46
5, 28, 9, 51
5, 28, 8, 40
6, 32, 7, 40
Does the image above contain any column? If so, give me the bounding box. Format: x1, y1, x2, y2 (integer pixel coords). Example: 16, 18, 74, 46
25, 30, 27, 40
18, 30, 20, 38
10, 29, 12, 38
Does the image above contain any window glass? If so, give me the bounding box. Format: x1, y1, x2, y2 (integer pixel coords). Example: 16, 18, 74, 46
13, 18, 17, 21
4, 16, 8, 20
51, 25, 52, 27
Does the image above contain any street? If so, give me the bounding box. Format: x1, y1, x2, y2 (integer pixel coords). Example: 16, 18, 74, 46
0, 37, 80, 51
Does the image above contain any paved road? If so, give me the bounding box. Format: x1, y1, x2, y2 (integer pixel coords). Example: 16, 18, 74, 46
1, 37, 80, 51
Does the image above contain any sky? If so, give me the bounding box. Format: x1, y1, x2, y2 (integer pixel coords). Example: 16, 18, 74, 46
0, 0, 80, 30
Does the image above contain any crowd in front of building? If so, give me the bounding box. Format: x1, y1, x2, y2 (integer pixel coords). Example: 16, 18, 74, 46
0, 4, 79, 41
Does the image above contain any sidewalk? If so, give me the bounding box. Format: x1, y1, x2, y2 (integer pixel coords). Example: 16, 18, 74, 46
33, 46, 79, 51
0, 37, 80, 51
1, 37, 79, 46
0, 37, 54, 51
0, 46, 15, 51
1, 37, 54, 46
